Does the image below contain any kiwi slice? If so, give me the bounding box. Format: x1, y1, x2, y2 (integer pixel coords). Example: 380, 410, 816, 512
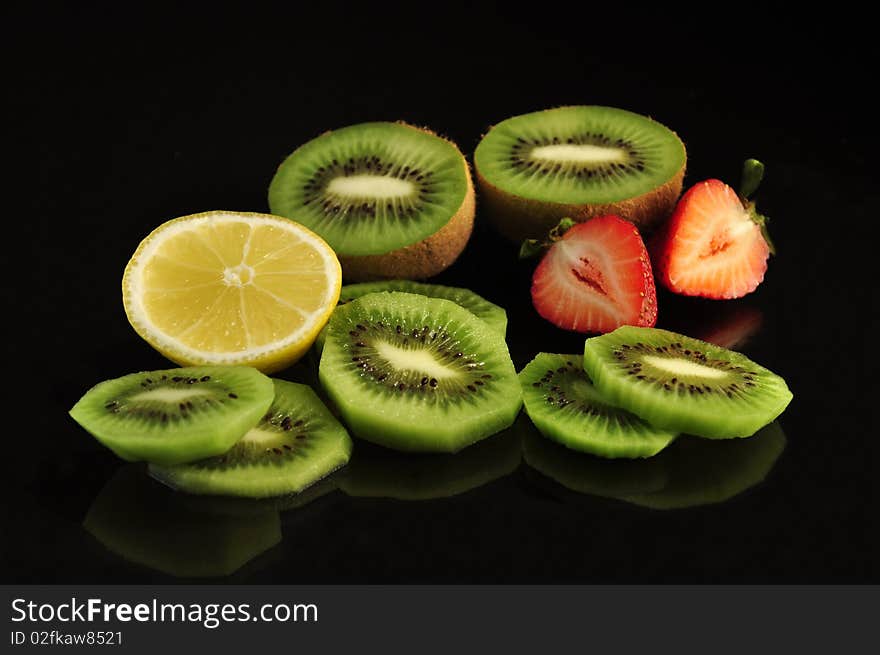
337, 281, 507, 335
150, 380, 352, 498
583, 326, 793, 439
474, 106, 686, 241
620, 422, 787, 510
314, 280, 507, 352
84, 466, 282, 578
269, 121, 475, 281
319, 291, 522, 453
339, 428, 521, 501
519, 353, 677, 458
69, 366, 274, 465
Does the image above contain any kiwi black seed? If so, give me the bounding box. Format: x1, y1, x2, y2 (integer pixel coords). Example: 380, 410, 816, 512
318, 291, 522, 453
313, 280, 508, 353
69, 366, 275, 465
519, 353, 677, 458
84, 466, 282, 578
474, 106, 686, 241
150, 380, 353, 498
268, 121, 475, 281
583, 326, 793, 439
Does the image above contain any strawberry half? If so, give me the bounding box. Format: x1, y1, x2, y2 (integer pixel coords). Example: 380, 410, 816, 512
652, 159, 774, 299
530, 215, 657, 333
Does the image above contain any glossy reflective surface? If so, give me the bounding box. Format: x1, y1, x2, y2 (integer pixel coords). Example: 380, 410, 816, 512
6, 8, 874, 583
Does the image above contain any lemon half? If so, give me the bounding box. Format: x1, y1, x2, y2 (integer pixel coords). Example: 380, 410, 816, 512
122, 211, 341, 373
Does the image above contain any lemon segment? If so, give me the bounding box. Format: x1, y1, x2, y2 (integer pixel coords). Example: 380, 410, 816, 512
122, 211, 342, 373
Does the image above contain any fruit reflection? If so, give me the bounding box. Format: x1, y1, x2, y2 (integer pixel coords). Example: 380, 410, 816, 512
659, 298, 763, 351
84, 465, 282, 578
339, 426, 521, 501
523, 421, 786, 509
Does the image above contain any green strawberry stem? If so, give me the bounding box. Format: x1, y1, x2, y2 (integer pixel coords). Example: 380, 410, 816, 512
739, 158, 776, 256
518, 217, 576, 260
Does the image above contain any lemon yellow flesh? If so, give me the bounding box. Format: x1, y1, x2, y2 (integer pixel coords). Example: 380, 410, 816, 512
123, 211, 342, 373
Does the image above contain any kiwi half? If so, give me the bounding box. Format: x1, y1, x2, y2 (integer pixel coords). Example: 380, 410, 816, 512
314, 280, 507, 352
519, 353, 677, 458
474, 106, 686, 241
84, 466, 282, 578
319, 292, 522, 453
339, 428, 521, 501
583, 326, 793, 438
69, 366, 274, 465
150, 380, 352, 498
269, 121, 475, 281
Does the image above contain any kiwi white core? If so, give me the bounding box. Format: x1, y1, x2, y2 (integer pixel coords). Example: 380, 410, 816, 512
328, 175, 415, 199
642, 355, 729, 380
240, 427, 281, 446
530, 144, 628, 164
375, 340, 459, 380
129, 388, 215, 403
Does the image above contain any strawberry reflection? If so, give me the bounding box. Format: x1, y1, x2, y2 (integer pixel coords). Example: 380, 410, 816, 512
659, 296, 763, 351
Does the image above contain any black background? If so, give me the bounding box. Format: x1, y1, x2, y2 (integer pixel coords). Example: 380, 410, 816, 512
3, 5, 875, 583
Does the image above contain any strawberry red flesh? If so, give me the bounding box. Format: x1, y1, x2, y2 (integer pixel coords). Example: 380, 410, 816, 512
652, 179, 770, 299
530, 215, 657, 333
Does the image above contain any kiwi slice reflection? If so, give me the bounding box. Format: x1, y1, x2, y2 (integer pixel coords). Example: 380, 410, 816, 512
174, 470, 344, 519
620, 422, 787, 509
339, 427, 521, 501
521, 422, 668, 498
523, 421, 786, 509
83, 466, 281, 578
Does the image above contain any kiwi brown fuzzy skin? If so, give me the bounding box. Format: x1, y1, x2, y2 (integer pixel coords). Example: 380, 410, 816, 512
339, 171, 475, 281
476, 163, 684, 243
474, 107, 687, 242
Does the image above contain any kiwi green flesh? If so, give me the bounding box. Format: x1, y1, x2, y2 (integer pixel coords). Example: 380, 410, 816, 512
318, 292, 522, 453
69, 366, 275, 466
519, 353, 677, 459
269, 121, 469, 256
314, 280, 508, 352
340, 281, 507, 335
474, 106, 685, 205
339, 427, 521, 500
584, 326, 793, 439
150, 380, 353, 499
619, 422, 787, 509
84, 466, 281, 578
